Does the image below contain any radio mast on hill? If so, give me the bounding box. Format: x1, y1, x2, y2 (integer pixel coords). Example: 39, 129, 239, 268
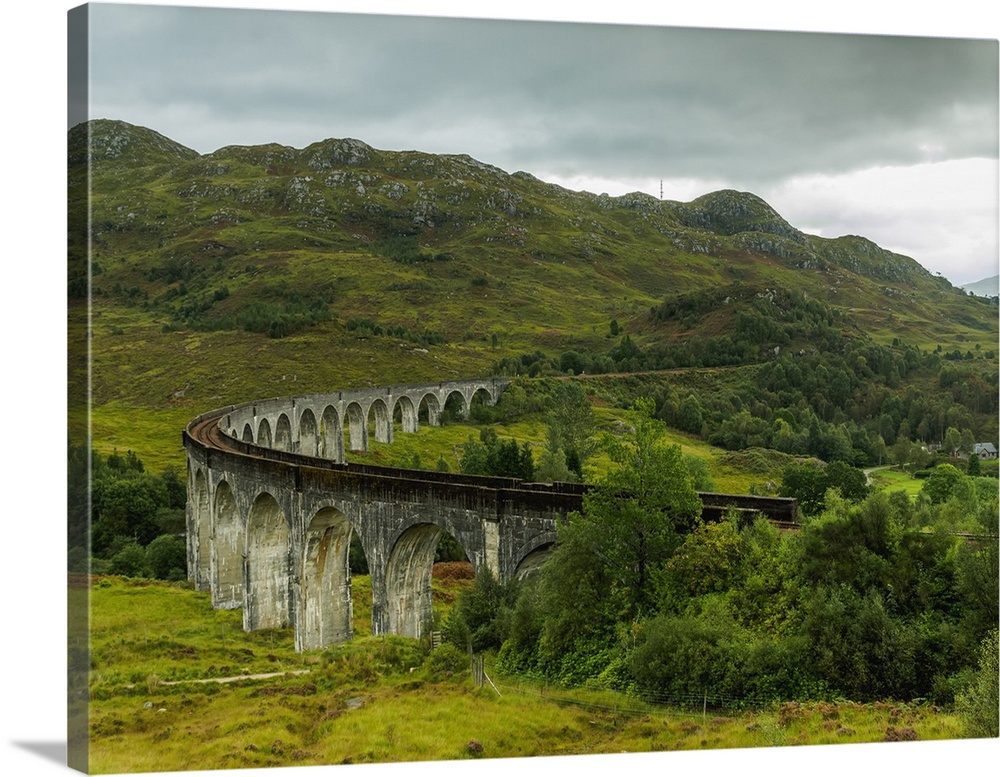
659, 180, 663, 200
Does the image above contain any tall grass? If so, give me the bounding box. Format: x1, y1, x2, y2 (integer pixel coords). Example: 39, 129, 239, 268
86, 576, 968, 774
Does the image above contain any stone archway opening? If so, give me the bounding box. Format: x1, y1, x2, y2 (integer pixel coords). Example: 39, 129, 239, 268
320, 405, 344, 463
212, 480, 243, 608
367, 398, 392, 444
345, 402, 366, 452
392, 396, 418, 435
418, 394, 441, 427
468, 387, 494, 423
512, 543, 554, 581
441, 391, 467, 424
257, 418, 272, 448
244, 492, 290, 632
274, 413, 293, 452
241, 423, 254, 443
385, 525, 473, 639
347, 534, 374, 637
298, 408, 319, 457
299, 507, 354, 651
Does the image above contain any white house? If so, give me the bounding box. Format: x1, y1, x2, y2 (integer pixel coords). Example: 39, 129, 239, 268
972, 442, 998, 459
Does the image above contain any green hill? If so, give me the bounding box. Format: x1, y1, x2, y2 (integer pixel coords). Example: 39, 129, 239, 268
68, 119, 998, 468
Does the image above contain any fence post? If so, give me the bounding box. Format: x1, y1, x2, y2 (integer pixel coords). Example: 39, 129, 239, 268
472, 655, 486, 688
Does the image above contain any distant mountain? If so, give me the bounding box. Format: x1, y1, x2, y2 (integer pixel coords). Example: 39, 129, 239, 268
961, 275, 999, 297
69, 119, 998, 407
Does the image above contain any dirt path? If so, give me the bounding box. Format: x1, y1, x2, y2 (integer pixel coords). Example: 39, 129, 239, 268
863, 465, 891, 485
130, 669, 312, 689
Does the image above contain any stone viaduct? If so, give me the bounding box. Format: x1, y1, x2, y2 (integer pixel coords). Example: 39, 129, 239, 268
184, 377, 797, 653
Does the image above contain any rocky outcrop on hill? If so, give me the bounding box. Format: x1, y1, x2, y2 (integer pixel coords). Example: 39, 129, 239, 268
72, 119, 941, 292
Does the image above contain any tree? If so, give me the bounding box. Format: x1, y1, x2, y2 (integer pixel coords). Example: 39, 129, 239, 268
443, 567, 518, 652
159, 465, 188, 510
872, 434, 888, 466
945, 426, 962, 456
800, 584, 916, 700
960, 428, 977, 457
547, 380, 596, 476
459, 431, 535, 480
676, 394, 705, 435
535, 427, 577, 483
577, 398, 702, 617
558, 350, 588, 375
504, 399, 703, 678
780, 461, 869, 516
664, 518, 743, 598
530, 514, 622, 674
967, 452, 982, 477
922, 463, 965, 504
956, 535, 999, 640
779, 462, 828, 516
684, 454, 716, 491
146, 533, 187, 580
825, 460, 870, 503
91, 470, 170, 553
956, 629, 999, 738
629, 601, 747, 701
893, 437, 913, 467
108, 541, 150, 578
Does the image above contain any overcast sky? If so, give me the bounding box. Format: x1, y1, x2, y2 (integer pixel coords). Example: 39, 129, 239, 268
78, 1, 999, 285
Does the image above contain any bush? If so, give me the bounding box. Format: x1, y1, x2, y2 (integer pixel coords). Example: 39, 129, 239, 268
372, 636, 428, 675
146, 534, 187, 580
424, 643, 469, 678
109, 541, 150, 578
629, 604, 747, 701
956, 629, 999, 738
443, 569, 518, 652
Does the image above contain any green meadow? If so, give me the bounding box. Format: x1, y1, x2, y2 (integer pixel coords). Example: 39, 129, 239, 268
87, 575, 968, 774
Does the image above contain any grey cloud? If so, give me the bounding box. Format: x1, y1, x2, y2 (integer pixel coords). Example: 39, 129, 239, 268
88, 7, 997, 184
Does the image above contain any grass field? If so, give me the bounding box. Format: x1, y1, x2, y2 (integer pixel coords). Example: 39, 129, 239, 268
86, 575, 970, 773
868, 467, 926, 498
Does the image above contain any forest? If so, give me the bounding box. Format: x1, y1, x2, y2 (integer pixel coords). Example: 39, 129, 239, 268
443, 400, 998, 737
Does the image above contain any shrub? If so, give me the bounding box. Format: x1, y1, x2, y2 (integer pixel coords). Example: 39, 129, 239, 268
956, 629, 1000, 738
146, 534, 187, 580
424, 643, 469, 678
109, 541, 150, 578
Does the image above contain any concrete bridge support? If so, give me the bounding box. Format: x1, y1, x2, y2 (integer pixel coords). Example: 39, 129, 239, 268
300, 507, 353, 650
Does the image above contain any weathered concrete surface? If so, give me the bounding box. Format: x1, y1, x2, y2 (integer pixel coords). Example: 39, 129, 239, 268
185, 377, 797, 653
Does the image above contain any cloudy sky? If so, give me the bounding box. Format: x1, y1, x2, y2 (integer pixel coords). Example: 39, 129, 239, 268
78, 1, 999, 285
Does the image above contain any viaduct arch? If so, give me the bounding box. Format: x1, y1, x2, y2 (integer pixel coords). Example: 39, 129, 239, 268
185, 377, 797, 653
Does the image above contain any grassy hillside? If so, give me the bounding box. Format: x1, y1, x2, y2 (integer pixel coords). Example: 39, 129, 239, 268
69, 119, 998, 473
